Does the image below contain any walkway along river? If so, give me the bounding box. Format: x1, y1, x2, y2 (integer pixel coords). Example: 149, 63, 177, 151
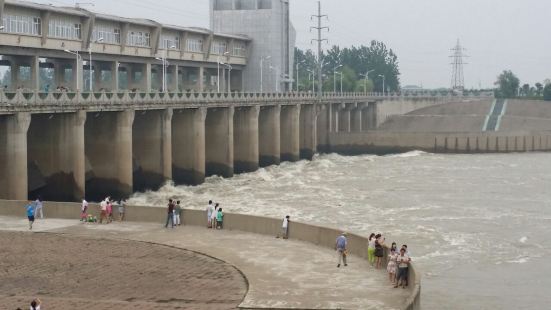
129, 151, 551, 310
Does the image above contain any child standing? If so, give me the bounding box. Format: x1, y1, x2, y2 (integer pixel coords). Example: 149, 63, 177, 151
387, 247, 398, 283
80, 199, 88, 222
26, 203, 35, 230
216, 207, 224, 229
211, 203, 219, 230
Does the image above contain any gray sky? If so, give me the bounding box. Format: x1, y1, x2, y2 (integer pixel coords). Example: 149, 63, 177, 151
29, 0, 551, 89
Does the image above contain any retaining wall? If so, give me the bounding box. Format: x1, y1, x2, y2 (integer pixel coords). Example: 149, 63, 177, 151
0, 199, 421, 310
329, 131, 551, 155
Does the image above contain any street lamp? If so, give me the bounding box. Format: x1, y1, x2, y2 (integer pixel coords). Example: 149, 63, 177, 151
88, 37, 103, 92
156, 45, 176, 92
296, 60, 306, 92
64, 49, 82, 92
269, 65, 280, 92
217, 51, 230, 93
260, 55, 271, 93
333, 64, 343, 93
379, 74, 386, 96
220, 62, 232, 94
307, 69, 315, 93
360, 69, 375, 94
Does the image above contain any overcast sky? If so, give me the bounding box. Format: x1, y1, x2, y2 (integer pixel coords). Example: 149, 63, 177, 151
29, 0, 551, 89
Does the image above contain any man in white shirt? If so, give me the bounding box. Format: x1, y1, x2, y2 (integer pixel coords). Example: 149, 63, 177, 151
34, 197, 43, 219
277, 215, 290, 239
99, 199, 108, 224
206, 200, 215, 228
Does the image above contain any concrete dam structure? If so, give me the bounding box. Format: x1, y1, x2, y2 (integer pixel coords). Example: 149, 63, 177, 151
330, 98, 551, 155
0, 89, 463, 202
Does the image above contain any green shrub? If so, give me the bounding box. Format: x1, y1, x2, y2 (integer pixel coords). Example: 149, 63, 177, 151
544, 84, 551, 101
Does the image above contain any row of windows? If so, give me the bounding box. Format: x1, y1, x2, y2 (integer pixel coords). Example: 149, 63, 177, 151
0, 16, 245, 57
1, 15, 41, 35
186, 38, 203, 53
213, 0, 272, 10
92, 25, 121, 44
48, 19, 81, 40
160, 35, 180, 50
211, 41, 227, 55
127, 31, 150, 47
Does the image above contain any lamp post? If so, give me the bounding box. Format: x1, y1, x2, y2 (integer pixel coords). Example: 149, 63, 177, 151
379, 74, 386, 96
296, 60, 305, 92
360, 69, 375, 94
155, 45, 176, 92
269, 65, 280, 92
64, 49, 82, 92
221, 62, 232, 94
217, 51, 229, 93
307, 69, 315, 93
260, 55, 271, 93
88, 37, 103, 92
333, 64, 343, 93
335, 71, 344, 93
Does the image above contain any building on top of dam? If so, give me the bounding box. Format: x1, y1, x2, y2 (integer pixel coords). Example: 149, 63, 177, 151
0, 0, 251, 92
210, 0, 296, 93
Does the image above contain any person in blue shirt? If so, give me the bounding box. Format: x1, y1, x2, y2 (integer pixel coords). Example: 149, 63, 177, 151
336, 232, 348, 268
26, 203, 35, 230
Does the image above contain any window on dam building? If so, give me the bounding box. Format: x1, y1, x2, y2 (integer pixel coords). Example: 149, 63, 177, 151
1, 14, 42, 36
213, 0, 272, 10
48, 18, 81, 40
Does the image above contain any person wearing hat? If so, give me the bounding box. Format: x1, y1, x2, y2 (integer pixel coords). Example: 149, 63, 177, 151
336, 232, 348, 268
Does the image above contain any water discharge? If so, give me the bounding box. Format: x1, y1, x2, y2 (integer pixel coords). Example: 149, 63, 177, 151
129, 152, 551, 310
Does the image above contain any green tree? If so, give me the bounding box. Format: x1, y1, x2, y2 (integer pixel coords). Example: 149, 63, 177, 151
535, 82, 544, 96
495, 70, 520, 98
544, 84, 551, 101
521, 83, 530, 97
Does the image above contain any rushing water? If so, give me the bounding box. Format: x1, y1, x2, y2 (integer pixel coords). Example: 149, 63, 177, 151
129, 152, 551, 310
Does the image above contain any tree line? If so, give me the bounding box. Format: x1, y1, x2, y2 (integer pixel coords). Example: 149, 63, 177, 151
294, 40, 401, 93
495, 70, 551, 101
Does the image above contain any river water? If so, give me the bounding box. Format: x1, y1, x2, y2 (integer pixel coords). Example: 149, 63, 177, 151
129, 152, 551, 310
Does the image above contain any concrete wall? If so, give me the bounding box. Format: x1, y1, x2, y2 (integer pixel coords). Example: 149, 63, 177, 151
329, 131, 551, 155
0, 199, 421, 310
376, 98, 454, 127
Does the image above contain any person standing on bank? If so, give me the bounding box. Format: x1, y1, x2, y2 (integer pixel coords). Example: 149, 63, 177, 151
118, 199, 126, 222
165, 199, 175, 228
395, 248, 411, 288
26, 202, 35, 230
34, 197, 43, 219
174, 200, 182, 226
80, 199, 88, 222
375, 233, 385, 269
277, 215, 290, 239
336, 232, 348, 268
367, 233, 376, 266
211, 203, 220, 230
206, 200, 215, 228
30, 297, 41, 310
216, 207, 224, 229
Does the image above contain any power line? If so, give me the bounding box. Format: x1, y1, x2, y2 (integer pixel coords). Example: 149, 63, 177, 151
310, 1, 328, 98
450, 39, 468, 91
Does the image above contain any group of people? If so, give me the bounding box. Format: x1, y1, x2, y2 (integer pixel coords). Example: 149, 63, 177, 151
15, 297, 41, 310
24, 198, 44, 230
80, 197, 127, 224
205, 200, 224, 229
164, 199, 184, 228
367, 233, 412, 289
335, 232, 412, 289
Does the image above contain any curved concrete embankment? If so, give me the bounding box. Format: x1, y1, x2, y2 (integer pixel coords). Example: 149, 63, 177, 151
0, 200, 421, 310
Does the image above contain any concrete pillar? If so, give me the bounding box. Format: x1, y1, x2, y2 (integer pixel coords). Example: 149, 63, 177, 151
280, 104, 301, 162
10, 61, 19, 89
144, 62, 152, 92
338, 108, 351, 133
198, 66, 204, 92
54, 61, 65, 88
259, 105, 281, 167
205, 107, 234, 177
299, 104, 317, 160
27, 111, 86, 201
111, 61, 119, 91
169, 64, 179, 92
132, 109, 172, 192
85, 110, 134, 200
330, 103, 339, 133
0, 113, 31, 200
316, 104, 330, 153
31, 56, 40, 91
92, 62, 101, 92
233, 106, 260, 173
362, 102, 378, 130
71, 56, 84, 92
172, 108, 206, 185
351, 107, 363, 132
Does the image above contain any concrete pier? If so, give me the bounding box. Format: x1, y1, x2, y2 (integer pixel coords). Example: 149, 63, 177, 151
0, 113, 31, 200
27, 112, 86, 201
280, 104, 301, 162
338, 105, 351, 133
85, 110, 135, 200
132, 109, 172, 192
258, 106, 281, 167
233, 106, 260, 173
205, 107, 234, 177
299, 104, 317, 160
351, 104, 364, 132
172, 108, 207, 185
316, 104, 330, 153
362, 102, 378, 130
